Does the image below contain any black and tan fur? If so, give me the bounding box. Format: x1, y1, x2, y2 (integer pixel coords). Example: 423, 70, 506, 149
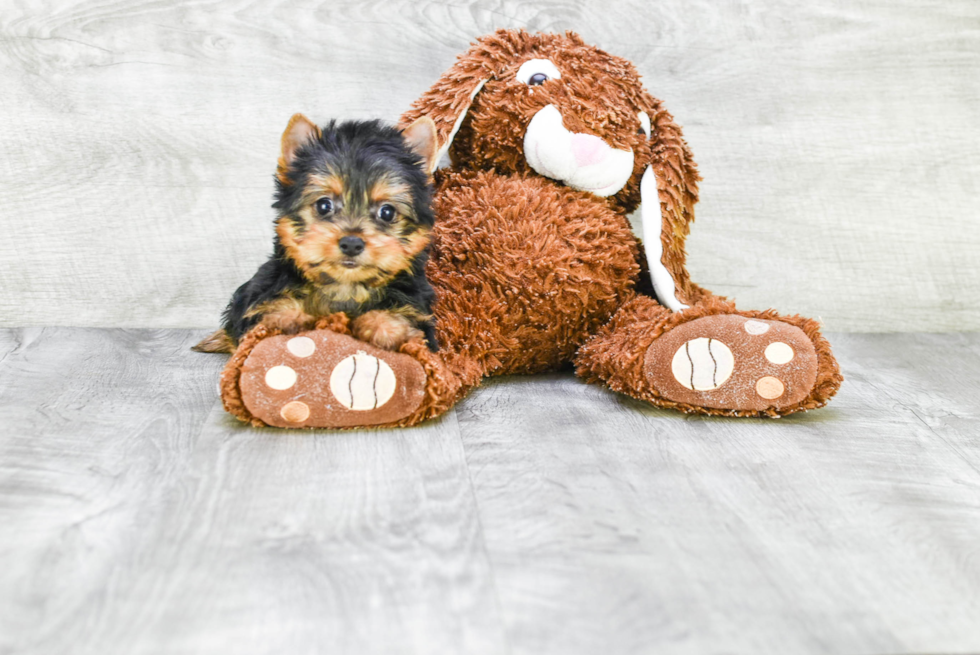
194, 114, 440, 354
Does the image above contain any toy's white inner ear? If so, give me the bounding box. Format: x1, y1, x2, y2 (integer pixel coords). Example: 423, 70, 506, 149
637, 111, 651, 139
435, 78, 488, 168
516, 59, 562, 84
524, 104, 634, 197
640, 165, 688, 311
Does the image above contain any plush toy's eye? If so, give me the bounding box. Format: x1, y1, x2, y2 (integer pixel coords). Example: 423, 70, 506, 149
314, 197, 333, 216
516, 58, 562, 86
377, 204, 397, 222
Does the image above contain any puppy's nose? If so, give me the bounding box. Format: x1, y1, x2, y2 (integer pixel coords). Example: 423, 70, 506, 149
339, 236, 365, 257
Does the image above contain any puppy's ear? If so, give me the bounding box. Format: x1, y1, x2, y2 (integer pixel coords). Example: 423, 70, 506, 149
277, 113, 320, 181
401, 116, 439, 174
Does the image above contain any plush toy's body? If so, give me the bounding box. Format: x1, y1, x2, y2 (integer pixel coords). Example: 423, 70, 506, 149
220, 29, 842, 428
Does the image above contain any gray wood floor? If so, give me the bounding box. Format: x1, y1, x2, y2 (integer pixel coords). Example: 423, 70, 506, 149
1, 329, 979, 654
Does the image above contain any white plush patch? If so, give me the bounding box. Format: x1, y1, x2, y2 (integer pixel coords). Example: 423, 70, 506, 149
515, 59, 562, 85
765, 342, 795, 364
435, 78, 488, 167
637, 111, 651, 138
524, 104, 634, 197
329, 351, 397, 411
744, 320, 770, 335
265, 365, 297, 390
286, 336, 316, 358
640, 166, 688, 311
671, 338, 735, 391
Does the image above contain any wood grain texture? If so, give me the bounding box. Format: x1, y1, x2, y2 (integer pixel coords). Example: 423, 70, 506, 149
0, 328, 224, 654
454, 333, 980, 654
0, 1, 977, 331
0, 328, 504, 655
2, 329, 980, 653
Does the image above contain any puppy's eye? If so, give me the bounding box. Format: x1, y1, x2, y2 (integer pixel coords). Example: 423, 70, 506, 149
377, 204, 397, 222
516, 59, 562, 86
314, 197, 333, 216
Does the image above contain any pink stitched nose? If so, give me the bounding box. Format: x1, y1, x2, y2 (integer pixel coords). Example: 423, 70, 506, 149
571, 133, 609, 167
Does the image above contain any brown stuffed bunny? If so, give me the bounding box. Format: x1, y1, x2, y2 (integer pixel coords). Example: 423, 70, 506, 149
220, 29, 842, 428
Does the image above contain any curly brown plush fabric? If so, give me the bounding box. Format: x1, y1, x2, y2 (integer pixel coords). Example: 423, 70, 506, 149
425, 169, 640, 377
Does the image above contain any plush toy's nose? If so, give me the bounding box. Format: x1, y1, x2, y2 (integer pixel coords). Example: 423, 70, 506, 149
570, 133, 609, 167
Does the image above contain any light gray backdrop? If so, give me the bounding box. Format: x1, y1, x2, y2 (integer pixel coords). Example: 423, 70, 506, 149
1, 0, 977, 332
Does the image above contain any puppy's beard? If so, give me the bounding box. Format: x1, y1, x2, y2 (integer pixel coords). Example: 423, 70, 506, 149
318, 258, 378, 284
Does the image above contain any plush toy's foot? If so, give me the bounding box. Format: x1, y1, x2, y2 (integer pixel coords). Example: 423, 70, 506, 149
220, 317, 460, 429
575, 295, 842, 417
237, 331, 426, 428
644, 314, 818, 413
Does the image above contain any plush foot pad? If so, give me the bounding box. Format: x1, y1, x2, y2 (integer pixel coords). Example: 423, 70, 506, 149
644, 315, 819, 413
237, 330, 426, 428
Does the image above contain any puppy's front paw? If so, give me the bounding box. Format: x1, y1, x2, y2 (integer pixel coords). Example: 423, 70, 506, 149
352, 311, 423, 351
258, 310, 317, 335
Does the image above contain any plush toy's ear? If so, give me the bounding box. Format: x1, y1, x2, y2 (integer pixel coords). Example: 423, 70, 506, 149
277, 113, 321, 182
398, 46, 492, 167
636, 100, 701, 312
400, 116, 440, 175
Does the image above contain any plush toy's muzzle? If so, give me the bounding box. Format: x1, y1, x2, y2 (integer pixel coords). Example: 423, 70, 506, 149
524, 104, 635, 197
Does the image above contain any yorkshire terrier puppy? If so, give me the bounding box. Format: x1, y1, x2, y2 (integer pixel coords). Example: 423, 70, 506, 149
194, 113, 440, 354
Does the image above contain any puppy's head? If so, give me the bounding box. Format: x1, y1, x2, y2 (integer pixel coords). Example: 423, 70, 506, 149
272, 115, 438, 286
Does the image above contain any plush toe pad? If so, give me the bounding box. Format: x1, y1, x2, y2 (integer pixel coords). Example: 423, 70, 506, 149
644, 315, 819, 412
238, 330, 426, 428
